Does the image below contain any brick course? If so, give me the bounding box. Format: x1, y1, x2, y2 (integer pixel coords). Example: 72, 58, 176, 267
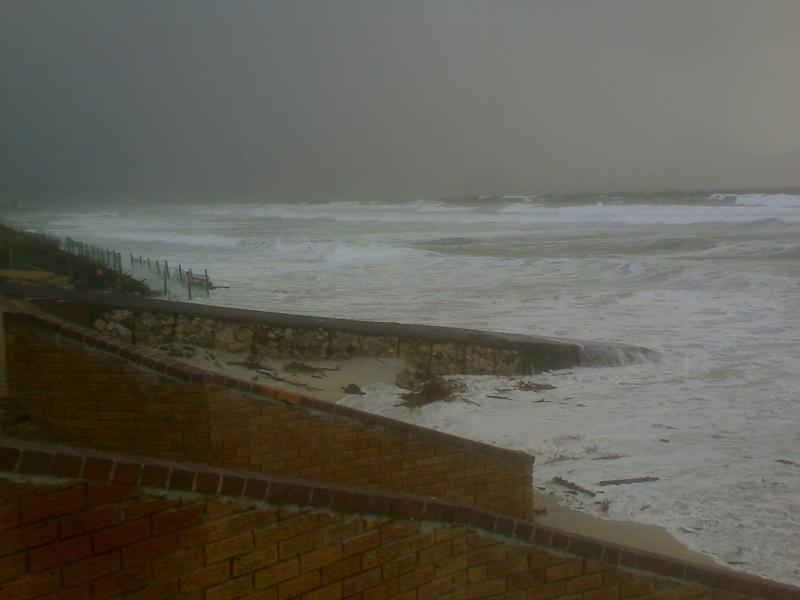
0, 442, 791, 600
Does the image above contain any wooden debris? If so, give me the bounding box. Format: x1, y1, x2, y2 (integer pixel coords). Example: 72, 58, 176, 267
591, 453, 628, 461
257, 370, 322, 392
597, 476, 660, 486
229, 354, 262, 369
552, 476, 595, 497
487, 394, 512, 400
514, 380, 556, 392
775, 459, 799, 467
284, 361, 340, 374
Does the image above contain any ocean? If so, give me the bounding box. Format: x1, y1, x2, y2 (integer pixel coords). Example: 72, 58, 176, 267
5, 191, 800, 584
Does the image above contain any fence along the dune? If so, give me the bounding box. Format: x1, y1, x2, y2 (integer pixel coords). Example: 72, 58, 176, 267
128, 253, 212, 299
62, 236, 212, 299
63, 237, 124, 273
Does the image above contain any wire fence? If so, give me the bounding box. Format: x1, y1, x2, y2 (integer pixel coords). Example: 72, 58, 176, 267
127, 253, 212, 299
63, 236, 213, 300
63, 237, 123, 272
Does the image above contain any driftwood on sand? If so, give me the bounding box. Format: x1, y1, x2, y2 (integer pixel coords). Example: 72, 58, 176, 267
514, 380, 557, 392
597, 476, 660, 486
283, 361, 340, 374
552, 476, 596, 497
257, 369, 323, 392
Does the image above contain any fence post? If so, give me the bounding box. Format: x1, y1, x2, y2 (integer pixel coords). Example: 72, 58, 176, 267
164, 268, 168, 296
187, 270, 193, 300
164, 260, 169, 278
205, 269, 210, 296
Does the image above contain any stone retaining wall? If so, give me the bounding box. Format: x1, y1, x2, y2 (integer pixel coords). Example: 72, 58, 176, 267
0, 281, 614, 375
92, 308, 531, 376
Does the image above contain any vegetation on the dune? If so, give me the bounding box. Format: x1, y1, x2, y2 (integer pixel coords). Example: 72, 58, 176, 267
0, 224, 151, 295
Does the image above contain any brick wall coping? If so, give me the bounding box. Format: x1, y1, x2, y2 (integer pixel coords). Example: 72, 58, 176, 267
0, 436, 796, 600
0, 280, 655, 368
2, 299, 532, 464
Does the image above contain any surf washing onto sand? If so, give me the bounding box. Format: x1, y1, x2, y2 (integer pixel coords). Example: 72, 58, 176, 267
7, 191, 800, 585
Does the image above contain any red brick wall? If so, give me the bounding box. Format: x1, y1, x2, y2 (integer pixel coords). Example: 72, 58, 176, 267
0, 475, 762, 600
206, 385, 532, 519
5, 319, 210, 463
5, 316, 533, 519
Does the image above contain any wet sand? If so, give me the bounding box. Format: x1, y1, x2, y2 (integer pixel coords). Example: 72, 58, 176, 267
169, 343, 716, 568
534, 492, 716, 565
170, 343, 406, 403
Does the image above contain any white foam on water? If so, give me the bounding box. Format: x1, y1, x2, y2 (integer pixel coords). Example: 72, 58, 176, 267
180, 195, 800, 228
498, 201, 800, 225
713, 192, 800, 208
110, 231, 243, 248
270, 238, 427, 265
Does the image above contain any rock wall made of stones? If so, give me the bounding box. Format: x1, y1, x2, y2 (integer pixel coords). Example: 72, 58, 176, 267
93, 308, 530, 376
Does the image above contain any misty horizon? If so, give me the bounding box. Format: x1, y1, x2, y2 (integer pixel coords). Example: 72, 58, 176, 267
3, 2, 800, 202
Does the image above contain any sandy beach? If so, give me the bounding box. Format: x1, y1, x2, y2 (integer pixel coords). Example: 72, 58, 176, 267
163, 342, 718, 568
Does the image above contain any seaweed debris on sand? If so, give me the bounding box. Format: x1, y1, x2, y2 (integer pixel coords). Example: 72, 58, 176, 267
0, 224, 150, 295
397, 373, 467, 408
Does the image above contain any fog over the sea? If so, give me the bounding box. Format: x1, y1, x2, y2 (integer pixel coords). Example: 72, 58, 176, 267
2, 1, 800, 201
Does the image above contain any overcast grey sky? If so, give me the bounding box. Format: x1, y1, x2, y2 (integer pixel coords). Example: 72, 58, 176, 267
2, 1, 799, 201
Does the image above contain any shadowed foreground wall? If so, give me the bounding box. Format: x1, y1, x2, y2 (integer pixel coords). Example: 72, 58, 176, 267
4, 313, 533, 519
0, 439, 782, 600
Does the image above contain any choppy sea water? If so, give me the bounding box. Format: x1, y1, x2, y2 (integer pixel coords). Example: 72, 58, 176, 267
6, 191, 800, 584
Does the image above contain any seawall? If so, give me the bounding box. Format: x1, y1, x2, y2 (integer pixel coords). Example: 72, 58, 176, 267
1, 284, 797, 599
0, 281, 655, 375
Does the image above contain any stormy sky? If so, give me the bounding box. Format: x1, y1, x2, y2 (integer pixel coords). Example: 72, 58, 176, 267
2, 1, 799, 201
